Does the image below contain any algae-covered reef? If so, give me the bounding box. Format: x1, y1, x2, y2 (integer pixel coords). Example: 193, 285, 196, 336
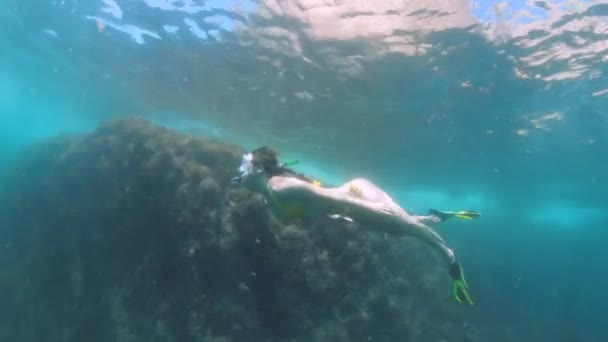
0, 118, 475, 342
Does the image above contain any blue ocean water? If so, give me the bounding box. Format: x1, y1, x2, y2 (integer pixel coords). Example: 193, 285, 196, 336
1, 0, 607, 340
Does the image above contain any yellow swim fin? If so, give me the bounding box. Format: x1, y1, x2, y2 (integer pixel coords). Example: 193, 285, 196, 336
454, 210, 481, 220
430, 209, 481, 221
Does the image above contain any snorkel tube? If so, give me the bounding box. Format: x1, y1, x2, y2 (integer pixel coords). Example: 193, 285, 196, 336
280, 159, 299, 168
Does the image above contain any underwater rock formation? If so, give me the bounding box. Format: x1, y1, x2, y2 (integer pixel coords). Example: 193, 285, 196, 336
0, 118, 475, 342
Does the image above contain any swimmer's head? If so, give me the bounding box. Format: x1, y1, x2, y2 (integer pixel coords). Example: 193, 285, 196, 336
232, 147, 280, 188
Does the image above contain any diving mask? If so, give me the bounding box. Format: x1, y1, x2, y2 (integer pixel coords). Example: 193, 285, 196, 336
232, 152, 261, 183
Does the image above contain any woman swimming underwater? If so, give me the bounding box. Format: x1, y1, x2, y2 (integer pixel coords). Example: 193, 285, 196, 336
232, 146, 479, 305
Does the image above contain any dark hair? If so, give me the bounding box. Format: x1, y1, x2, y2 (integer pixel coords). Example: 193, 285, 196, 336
251, 146, 280, 175
250, 146, 314, 183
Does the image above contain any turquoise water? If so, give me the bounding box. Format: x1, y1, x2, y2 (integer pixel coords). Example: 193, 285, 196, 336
1, 0, 607, 341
